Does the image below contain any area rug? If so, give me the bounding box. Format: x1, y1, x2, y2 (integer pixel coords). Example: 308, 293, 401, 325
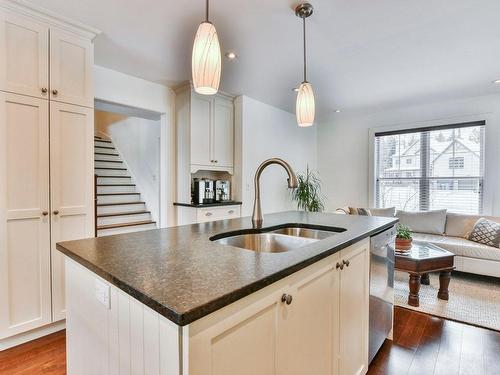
394, 270, 500, 331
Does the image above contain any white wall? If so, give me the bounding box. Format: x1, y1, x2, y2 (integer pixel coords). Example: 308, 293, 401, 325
95, 111, 161, 223
93, 65, 176, 227
317, 93, 500, 216
234, 96, 318, 217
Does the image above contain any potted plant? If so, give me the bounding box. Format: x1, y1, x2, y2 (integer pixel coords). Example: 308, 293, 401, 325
396, 224, 413, 251
291, 166, 325, 212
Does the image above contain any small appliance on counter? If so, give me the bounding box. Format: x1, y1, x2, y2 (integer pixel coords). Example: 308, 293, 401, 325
192, 178, 215, 205
215, 180, 231, 202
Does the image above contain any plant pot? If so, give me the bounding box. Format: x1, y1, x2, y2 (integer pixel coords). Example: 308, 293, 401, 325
396, 237, 412, 251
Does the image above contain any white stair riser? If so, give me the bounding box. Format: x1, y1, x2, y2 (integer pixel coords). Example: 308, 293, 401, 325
94, 140, 113, 148
95, 153, 121, 161
95, 160, 124, 168
94, 147, 118, 155
97, 177, 132, 185
97, 213, 152, 226
97, 185, 136, 194
98, 223, 157, 237
97, 194, 141, 204
97, 203, 146, 215
95, 168, 129, 176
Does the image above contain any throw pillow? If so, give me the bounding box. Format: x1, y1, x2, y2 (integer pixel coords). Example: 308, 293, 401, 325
395, 209, 447, 235
468, 218, 500, 248
369, 207, 396, 217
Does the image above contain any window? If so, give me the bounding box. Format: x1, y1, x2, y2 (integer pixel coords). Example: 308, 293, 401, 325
449, 157, 464, 169
374, 121, 485, 214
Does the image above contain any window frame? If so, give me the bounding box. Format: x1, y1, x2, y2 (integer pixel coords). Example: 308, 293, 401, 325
371, 120, 486, 214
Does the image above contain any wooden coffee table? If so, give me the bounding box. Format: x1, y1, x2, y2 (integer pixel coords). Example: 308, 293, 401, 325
395, 241, 455, 307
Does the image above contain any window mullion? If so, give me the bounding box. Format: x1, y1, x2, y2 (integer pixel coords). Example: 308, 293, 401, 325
419, 132, 430, 210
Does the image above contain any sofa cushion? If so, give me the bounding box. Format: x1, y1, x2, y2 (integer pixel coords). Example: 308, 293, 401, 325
369, 207, 396, 218
413, 233, 500, 261
445, 212, 500, 238
468, 218, 500, 248
396, 209, 447, 235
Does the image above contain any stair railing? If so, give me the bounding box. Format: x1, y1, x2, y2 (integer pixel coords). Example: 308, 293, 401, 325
94, 174, 98, 237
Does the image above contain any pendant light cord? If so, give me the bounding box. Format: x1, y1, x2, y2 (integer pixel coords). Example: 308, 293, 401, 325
206, 0, 209, 22
303, 17, 307, 83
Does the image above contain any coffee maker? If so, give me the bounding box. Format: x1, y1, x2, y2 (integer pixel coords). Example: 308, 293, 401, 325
215, 180, 231, 202
192, 178, 215, 205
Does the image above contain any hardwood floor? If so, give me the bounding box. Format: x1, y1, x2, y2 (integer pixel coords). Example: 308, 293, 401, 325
368, 307, 500, 375
0, 307, 498, 374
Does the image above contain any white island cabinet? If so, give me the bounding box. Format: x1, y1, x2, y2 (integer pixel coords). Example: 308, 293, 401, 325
64, 238, 370, 375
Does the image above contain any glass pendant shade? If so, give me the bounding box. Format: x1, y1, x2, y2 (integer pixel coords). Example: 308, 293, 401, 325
296, 82, 315, 127
192, 21, 221, 95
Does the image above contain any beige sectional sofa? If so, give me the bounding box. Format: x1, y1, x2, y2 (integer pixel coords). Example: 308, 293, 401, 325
337, 207, 500, 278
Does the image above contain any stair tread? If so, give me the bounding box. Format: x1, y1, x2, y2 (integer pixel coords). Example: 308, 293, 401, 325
97, 201, 145, 207
95, 159, 123, 163
97, 184, 136, 187
96, 175, 131, 178
97, 210, 151, 218
94, 145, 115, 150
95, 167, 127, 170
97, 220, 156, 230
97, 192, 140, 196
94, 139, 112, 143
95, 152, 119, 156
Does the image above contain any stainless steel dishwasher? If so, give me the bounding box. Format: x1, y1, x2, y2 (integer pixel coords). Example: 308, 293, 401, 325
369, 225, 396, 363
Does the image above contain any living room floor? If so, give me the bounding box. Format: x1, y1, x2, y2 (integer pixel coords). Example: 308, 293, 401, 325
1, 308, 498, 375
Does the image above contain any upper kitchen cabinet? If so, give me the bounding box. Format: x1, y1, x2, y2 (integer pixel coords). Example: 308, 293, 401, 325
0, 12, 49, 99
176, 83, 235, 175
50, 28, 93, 108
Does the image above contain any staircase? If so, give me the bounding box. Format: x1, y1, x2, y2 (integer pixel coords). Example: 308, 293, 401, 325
94, 135, 157, 236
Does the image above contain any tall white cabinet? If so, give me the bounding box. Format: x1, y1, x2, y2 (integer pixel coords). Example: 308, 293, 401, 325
0, 1, 97, 344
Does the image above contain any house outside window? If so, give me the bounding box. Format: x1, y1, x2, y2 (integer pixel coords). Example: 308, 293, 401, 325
374, 121, 485, 214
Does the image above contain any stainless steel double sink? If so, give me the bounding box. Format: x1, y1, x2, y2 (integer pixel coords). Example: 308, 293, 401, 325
211, 225, 345, 253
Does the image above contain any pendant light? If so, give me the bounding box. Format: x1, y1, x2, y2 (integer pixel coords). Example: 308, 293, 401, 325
192, 0, 221, 95
295, 3, 315, 127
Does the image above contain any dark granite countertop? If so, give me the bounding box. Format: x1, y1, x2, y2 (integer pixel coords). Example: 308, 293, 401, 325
174, 201, 242, 208
56, 211, 397, 326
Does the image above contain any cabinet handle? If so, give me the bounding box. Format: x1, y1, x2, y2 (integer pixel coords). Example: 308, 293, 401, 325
281, 294, 293, 305
41, 211, 48, 216
53, 210, 60, 215
343, 259, 350, 267
52, 89, 58, 96
205, 212, 212, 217
41, 87, 48, 94
336, 262, 344, 270
228, 210, 234, 214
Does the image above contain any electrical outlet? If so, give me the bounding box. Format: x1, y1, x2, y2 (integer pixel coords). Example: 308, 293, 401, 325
95, 278, 110, 309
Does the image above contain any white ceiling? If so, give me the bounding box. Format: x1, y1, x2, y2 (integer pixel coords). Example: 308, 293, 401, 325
29, 0, 500, 118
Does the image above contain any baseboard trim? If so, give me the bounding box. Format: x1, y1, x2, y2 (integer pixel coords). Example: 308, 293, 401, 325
0, 320, 66, 351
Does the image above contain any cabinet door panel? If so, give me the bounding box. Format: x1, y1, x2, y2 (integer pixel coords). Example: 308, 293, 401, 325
0, 13, 49, 98
213, 97, 233, 167
279, 259, 339, 375
339, 242, 370, 375
50, 29, 93, 107
190, 93, 212, 166
50, 102, 94, 321
189, 289, 284, 375
0, 93, 51, 338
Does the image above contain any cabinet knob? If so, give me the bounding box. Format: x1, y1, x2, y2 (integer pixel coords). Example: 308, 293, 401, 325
336, 262, 344, 270
53, 210, 60, 215
41, 87, 48, 94
41, 211, 48, 216
228, 210, 234, 214
52, 89, 58, 96
281, 294, 293, 305
214, 160, 218, 163
205, 212, 212, 217
342, 259, 350, 267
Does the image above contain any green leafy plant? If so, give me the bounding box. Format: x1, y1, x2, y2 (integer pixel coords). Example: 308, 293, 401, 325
396, 224, 413, 239
291, 166, 325, 212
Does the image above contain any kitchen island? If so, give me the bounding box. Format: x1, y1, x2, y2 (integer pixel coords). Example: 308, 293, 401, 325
57, 211, 397, 375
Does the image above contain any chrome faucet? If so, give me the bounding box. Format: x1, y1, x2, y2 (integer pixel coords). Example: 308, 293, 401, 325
252, 158, 298, 228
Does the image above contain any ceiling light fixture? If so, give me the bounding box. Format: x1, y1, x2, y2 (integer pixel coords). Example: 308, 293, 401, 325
493, 79, 500, 84
225, 51, 237, 60
192, 0, 221, 95
335, 109, 341, 113
295, 3, 315, 127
